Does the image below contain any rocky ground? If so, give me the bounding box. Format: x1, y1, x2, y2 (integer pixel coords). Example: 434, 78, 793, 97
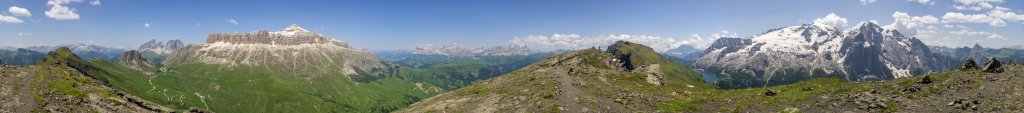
680, 59, 1024, 112
0, 65, 175, 113
0, 47, 189, 113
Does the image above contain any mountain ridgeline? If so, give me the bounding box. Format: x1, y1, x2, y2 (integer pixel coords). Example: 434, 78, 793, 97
399, 41, 707, 112
694, 22, 950, 89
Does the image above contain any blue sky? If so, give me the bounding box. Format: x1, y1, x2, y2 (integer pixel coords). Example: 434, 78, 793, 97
0, 0, 1022, 51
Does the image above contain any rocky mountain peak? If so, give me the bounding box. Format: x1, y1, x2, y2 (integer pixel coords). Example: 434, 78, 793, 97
119, 50, 148, 63
118, 50, 156, 71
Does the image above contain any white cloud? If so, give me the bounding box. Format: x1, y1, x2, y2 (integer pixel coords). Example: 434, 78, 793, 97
949, 29, 995, 36
90, 0, 101, 6
45, 0, 92, 20
710, 30, 738, 39
9, 6, 31, 17
47, 0, 85, 5
510, 30, 739, 52
45, 4, 80, 20
942, 12, 1006, 26
953, 0, 1005, 11
812, 13, 849, 29
987, 10, 1024, 22
986, 34, 1006, 40
909, 0, 934, 5
144, 23, 150, 28
511, 34, 693, 52
0, 15, 24, 24
17, 32, 32, 36
227, 19, 238, 25
886, 11, 939, 33
860, 0, 877, 5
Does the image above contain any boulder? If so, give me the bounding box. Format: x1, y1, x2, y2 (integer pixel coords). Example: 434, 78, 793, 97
1007, 60, 1016, 65
981, 57, 1003, 73
960, 58, 980, 70
0, 59, 5, 66
920, 75, 932, 84
764, 90, 777, 96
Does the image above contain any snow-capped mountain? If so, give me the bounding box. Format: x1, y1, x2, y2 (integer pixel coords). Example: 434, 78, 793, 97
694, 22, 949, 88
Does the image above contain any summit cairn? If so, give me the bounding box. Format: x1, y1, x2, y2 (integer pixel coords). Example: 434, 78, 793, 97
961, 58, 980, 71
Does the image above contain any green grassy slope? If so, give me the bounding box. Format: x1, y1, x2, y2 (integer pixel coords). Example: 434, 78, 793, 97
88, 61, 441, 112
606, 41, 708, 87
84, 53, 551, 112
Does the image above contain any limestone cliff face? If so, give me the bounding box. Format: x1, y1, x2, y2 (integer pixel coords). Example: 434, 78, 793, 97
165, 24, 394, 82
206, 24, 350, 48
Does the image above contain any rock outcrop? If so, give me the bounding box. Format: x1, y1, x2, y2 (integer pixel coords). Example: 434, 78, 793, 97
0, 59, 4, 66
118, 50, 156, 72
981, 57, 1003, 73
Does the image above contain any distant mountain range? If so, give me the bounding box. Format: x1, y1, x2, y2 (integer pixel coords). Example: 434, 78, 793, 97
138, 39, 184, 54
411, 45, 530, 57
930, 44, 1024, 66
23, 43, 126, 61
663, 45, 704, 61
693, 22, 950, 89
